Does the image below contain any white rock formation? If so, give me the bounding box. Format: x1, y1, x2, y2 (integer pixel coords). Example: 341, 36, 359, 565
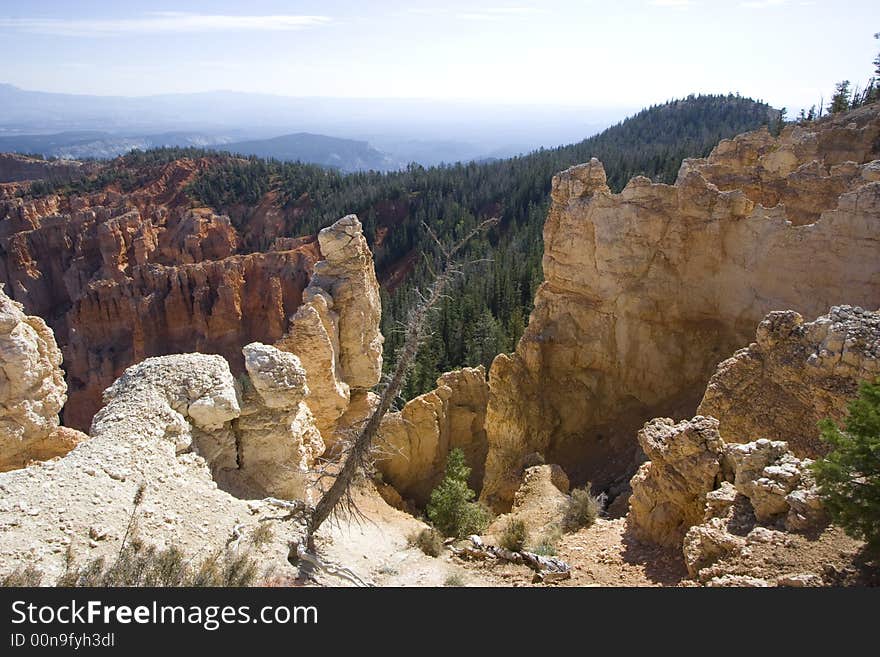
0, 348, 323, 582
276, 215, 383, 442
231, 343, 324, 501
0, 285, 80, 471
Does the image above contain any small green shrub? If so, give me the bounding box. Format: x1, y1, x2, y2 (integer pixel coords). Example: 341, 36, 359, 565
427, 448, 492, 537
563, 485, 601, 532
499, 519, 528, 552
812, 381, 880, 552
410, 528, 444, 557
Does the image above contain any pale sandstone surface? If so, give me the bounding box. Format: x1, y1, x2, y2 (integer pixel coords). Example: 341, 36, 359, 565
482, 106, 880, 512
275, 215, 383, 444
626, 413, 837, 586
484, 464, 570, 547
0, 350, 322, 582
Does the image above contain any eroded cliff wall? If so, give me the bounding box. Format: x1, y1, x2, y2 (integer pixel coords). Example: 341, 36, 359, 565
481, 105, 880, 511
0, 159, 321, 429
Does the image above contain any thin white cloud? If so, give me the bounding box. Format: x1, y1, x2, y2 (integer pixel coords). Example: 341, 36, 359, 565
0, 13, 331, 37
456, 7, 545, 21
740, 0, 788, 8
649, 0, 694, 7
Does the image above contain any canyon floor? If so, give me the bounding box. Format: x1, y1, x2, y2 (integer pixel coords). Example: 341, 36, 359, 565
299, 485, 876, 588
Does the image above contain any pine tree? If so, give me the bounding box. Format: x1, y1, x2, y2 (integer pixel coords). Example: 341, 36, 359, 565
830, 80, 852, 114
812, 381, 880, 553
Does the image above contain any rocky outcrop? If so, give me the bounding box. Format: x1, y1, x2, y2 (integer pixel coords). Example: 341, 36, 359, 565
63, 247, 316, 431
276, 215, 383, 442
227, 343, 324, 502
0, 348, 321, 581
628, 416, 725, 548
0, 286, 84, 471
481, 105, 880, 512
485, 464, 570, 545
625, 414, 832, 584
376, 367, 488, 506
698, 306, 880, 457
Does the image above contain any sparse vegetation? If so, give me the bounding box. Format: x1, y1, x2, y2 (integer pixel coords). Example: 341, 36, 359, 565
1, 565, 43, 587
55, 541, 260, 587
410, 528, 445, 557
531, 525, 562, 556
499, 518, 528, 552
563, 485, 602, 532
427, 448, 492, 538
16, 479, 265, 587
250, 522, 274, 548
812, 381, 880, 553
444, 572, 466, 587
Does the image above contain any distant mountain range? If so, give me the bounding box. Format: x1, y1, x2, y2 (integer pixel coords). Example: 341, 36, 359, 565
0, 129, 396, 172
0, 83, 621, 169
221, 133, 394, 171
0, 131, 235, 162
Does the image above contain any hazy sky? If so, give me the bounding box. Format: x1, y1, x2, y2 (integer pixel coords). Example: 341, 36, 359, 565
1, 0, 878, 112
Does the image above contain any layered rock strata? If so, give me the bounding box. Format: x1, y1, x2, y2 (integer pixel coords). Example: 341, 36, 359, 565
0, 158, 322, 430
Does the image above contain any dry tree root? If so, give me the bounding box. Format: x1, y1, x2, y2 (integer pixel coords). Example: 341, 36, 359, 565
450, 535, 572, 583
287, 541, 372, 587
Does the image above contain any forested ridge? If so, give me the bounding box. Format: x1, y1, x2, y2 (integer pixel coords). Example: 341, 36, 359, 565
25, 94, 777, 401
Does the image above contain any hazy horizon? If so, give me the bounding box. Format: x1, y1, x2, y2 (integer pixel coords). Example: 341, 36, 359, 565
2, 1, 878, 115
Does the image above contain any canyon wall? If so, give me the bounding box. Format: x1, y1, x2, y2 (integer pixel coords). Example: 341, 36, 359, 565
376, 366, 489, 506
481, 105, 880, 511
0, 159, 321, 429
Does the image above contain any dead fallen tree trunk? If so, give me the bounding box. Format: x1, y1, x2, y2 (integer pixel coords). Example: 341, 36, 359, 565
450, 535, 572, 583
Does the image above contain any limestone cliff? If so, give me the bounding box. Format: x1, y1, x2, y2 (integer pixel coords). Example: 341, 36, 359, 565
482, 106, 880, 511
0, 286, 85, 471
376, 366, 488, 506
63, 247, 316, 431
